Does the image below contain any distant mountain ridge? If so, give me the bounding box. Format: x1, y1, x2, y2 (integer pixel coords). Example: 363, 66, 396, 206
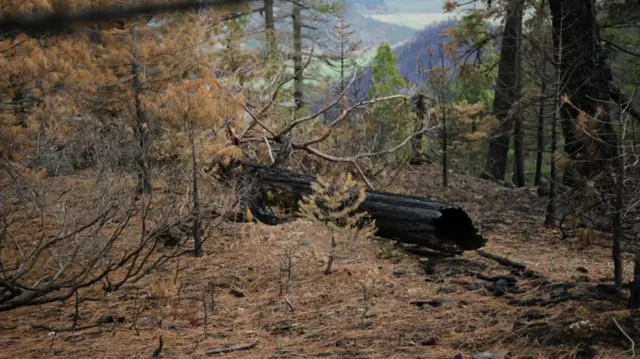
312, 19, 458, 117
340, 0, 388, 11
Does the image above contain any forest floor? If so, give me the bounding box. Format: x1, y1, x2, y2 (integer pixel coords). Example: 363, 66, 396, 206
1, 164, 639, 359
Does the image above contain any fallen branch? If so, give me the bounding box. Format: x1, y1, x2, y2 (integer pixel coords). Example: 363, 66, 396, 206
205, 339, 259, 355
151, 336, 164, 359
475, 250, 546, 279
31, 323, 104, 332
475, 250, 526, 270
506, 294, 580, 307
612, 316, 636, 358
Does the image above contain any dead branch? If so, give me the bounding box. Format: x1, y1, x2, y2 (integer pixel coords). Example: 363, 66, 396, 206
31, 323, 104, 332
474, 250, 546, 279
151, 336, 164, 359
612, 316, 636, 358
475, 250, 527, 270
239, 45, 317, 141
205, 339, 259, 355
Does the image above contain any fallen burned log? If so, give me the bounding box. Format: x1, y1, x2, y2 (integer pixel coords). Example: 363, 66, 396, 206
218, 162, 487, 252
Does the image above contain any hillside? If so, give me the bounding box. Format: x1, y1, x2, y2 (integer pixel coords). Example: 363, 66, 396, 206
1, 164, 636, 359
313, 18, 458, 111
393, 18, 458, 84
343, 9, 416, 49
5, 2, 640, 359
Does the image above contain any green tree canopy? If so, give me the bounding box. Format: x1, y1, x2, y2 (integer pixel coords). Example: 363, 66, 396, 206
369, 41, 405, 97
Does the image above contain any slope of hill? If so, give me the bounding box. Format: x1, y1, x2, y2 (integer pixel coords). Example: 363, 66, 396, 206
2, 164, 636, 358
394, 18, 458, 84
343, 9, 416, 49
314, 18, 458, 110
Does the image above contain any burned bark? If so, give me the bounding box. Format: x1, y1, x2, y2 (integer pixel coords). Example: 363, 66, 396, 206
484, 0, 525, 181
222, 163, 486, 252
292, 2, 304, 109
548, 0, 619, 185
629, 255, 640, 309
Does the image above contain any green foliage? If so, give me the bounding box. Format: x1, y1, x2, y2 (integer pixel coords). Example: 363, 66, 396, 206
601, 26, 640, 94
369, 42, 406, 97
448, 13, 498, 110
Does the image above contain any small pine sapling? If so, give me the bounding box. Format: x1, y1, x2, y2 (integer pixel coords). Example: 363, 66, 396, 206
297, 173, 376, 275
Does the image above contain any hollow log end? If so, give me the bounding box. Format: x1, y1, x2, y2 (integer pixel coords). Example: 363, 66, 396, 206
434, 207, 487, 250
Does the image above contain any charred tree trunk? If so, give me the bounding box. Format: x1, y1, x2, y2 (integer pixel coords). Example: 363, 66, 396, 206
513, 114, 525, 187
221, 163, 486, 253
548, 0, 622, 282
292, 2, 304, 110
629, 255, 640, 309
132, 59, 151, 195
548, 0, 619, 185
534, 61, 547, 186
188, 121, 202, 257
264, 0, 276, 57
410, 94, 427, 165
484, 0, 525, 181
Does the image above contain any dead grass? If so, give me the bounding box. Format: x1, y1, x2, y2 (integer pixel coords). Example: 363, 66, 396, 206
0, 164, 638, 359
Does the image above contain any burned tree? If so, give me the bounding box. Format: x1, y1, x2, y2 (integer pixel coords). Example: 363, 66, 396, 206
484, 0, 525, 182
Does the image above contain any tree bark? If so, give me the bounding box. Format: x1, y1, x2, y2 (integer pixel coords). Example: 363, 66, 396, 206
548, 0, 619, 185
264, 0, 276, 57
222, 163, 487, 253
292, 2, 304, 109
410, 94, 427, 165
534, 61, 547, 186
548, 0, 622, 282
513, 114, 525, 186
132, 59, 151, 195
484, 0, 525, 181
188, 121, 202, 257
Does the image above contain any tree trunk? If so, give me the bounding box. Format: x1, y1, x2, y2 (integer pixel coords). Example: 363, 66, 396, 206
548, 0, 619, 186
534, 61, 547, 186
513, 114, 525, 186
442, 104, 448, 187
292, 2, 304, 109
545, 12, 563, 228
188, 121, 202, 257
484, 0, 525, 181
222, 163, 487, 253
264, 0, 276, 57
544, 106, 558, 227
132, 61, 151, 195
549, 0, 622, 282
410, 94, 427, 165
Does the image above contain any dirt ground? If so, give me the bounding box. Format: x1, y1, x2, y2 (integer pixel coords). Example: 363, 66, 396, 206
1, 164, 638, 359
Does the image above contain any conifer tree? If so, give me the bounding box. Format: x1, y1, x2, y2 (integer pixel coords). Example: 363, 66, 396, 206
366, 42, 407, 152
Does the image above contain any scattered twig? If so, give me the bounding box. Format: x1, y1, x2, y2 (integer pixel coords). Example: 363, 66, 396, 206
205, 339, 259, 355
72, 290, 80, 332
151, 335, 164, 359
264, 130, 275, 164
612, 316, 636, 358
131, 289, 141, 336
202, 291, 209, 338
284, 297, 295, 312
48, 332, 56, 353
32, 324, 104, 332
475, 250, 526, 270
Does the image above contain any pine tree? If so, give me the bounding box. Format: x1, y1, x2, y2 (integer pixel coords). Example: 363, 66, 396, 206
369, 42, 405, 98
365, 42, 407, 152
